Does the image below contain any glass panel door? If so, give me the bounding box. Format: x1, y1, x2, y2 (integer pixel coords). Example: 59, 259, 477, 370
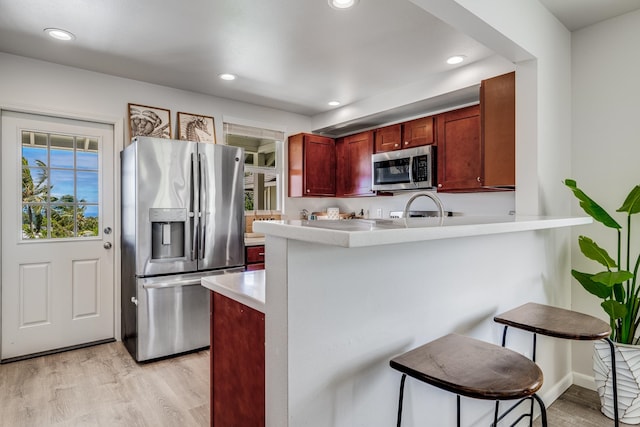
21, 131, 100, 239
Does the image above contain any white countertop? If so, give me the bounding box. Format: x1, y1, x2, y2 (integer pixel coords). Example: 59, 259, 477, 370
201, 270, 265, 313
252, 215, 592, 248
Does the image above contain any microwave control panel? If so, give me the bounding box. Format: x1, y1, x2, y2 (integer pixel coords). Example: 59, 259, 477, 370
413, 155, 430, 183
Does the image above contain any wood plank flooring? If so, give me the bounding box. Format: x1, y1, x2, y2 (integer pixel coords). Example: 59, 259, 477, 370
535, 384, 630, 427
0, 342, 209, 427
0, 341, 631, 426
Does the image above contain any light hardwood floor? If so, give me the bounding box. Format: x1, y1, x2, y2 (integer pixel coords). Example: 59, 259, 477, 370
0, 341, 628, 426
0, 342, 209, 427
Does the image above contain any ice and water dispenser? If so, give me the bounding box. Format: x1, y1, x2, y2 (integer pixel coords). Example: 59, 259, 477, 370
150, 208, 187, 260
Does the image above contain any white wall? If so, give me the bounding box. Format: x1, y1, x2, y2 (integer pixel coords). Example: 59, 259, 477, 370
570, 9, 640, 385
0, 52, 312, 341
0, 53, 312, 143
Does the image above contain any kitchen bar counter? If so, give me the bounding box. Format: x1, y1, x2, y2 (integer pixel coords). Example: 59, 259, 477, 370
252, 213, 593, 427
252, 215, 590, 247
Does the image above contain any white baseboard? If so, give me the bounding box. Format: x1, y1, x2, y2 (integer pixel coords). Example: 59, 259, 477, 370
541, 373, 573, 404
572, 371, 596, 391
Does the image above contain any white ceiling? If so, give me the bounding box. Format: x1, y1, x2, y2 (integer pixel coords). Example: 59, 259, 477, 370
539, 0, 640, 31
0, 0, 638, 117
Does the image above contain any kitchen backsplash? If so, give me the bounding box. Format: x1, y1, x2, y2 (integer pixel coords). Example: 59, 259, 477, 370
285, 191, 515, 219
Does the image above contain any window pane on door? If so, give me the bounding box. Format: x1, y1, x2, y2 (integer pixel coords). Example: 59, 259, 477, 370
21, 131, 100, 240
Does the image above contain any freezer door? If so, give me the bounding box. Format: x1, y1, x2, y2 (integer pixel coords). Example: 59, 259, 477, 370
136, 272, 212, 361
197, 143, 245, 270
123, 137, 199, 276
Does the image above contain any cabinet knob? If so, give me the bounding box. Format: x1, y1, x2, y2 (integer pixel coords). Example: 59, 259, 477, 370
477, 177, 481, 182
394, 143, 399, 148
438, 183, 442, 188
404, 141, 409, 145
306, 189, 310, 193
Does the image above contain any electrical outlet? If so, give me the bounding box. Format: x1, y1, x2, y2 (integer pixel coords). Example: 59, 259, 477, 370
376, 208, 383, 218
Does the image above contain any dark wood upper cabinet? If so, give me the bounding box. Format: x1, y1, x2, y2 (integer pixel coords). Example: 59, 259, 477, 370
336, 131, 375, 197
374, 124, 402, 152
402, 116, 435, 149
374, 117, 434, 153
481, 71, 515, 188
288, 133, 336, 197
436, 105, 482, 192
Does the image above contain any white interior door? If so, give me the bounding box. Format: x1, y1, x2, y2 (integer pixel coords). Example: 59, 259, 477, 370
1, 111, 115, 361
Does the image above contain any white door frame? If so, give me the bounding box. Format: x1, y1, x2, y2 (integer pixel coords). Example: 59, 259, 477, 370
0, 104, 124, 351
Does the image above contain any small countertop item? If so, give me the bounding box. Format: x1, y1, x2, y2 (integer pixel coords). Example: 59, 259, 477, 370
201, 270, 265, 313
252, 215, 591, 248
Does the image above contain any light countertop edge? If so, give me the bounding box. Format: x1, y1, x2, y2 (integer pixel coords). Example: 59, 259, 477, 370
201, 270, 265, 313
252, 216, 592, 248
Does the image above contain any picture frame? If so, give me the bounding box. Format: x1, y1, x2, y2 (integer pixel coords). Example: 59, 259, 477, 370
177, 112, 216, 143
128, 103, 171, 140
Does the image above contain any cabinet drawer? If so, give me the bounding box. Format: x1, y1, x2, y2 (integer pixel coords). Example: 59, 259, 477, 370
246, 263, 265, 271
246, 245, 265, 263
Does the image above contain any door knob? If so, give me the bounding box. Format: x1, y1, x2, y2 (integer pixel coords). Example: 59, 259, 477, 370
104, 242, 112, 249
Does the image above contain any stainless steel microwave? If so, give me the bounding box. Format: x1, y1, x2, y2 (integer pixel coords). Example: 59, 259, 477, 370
371, 145, 436, 191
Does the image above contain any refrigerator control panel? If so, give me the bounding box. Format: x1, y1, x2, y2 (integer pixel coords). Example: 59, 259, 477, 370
149, 208, 187, 222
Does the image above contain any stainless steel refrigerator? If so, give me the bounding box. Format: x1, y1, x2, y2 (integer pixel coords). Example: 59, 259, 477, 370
121, 136, 245, 361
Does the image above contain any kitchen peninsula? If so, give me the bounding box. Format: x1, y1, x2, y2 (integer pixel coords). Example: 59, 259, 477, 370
208, 215, 590, 426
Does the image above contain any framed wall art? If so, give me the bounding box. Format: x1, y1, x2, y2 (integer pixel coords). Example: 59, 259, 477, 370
128, 103, 171, 140
177, 112, 216, 143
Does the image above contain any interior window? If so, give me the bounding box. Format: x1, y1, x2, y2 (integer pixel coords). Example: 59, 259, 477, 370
223, 124, 283, 211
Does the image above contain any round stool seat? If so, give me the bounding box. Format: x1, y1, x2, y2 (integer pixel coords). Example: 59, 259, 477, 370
390, 333, 543, 401
494, 302, 611, 340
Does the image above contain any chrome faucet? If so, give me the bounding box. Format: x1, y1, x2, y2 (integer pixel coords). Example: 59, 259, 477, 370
403, 192, 445, 221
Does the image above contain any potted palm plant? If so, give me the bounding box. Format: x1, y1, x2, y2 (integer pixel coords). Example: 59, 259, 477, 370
566, 179, 640, 423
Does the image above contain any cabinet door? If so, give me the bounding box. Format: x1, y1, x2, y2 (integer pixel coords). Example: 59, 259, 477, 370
481, 72, 515, 187
337, 131, 375, 197
436, 105, 482, 192
211, 292, 265, 426
374, 124, 401, 153
402, 116, 434, 148
288, 133, 336, 197
303, 134, 336, 196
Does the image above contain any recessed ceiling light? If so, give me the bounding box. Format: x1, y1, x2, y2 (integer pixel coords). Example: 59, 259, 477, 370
446, 55, 466, 65
219, 73, 236, 81
44, 28, 75, 41
328, 0, 358, 10
328, 101, 341, 106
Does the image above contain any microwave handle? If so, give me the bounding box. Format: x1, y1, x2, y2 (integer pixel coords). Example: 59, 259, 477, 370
409, 155, 415, 184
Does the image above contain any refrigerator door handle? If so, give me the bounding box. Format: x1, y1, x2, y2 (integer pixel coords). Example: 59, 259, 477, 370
142, 277, 203, 289
199, 152, 207, 260
191, 152, 199, 261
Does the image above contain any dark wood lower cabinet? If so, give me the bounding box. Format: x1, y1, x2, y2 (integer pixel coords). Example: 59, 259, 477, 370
211, 292, 265, 426
245, 245, 265, 271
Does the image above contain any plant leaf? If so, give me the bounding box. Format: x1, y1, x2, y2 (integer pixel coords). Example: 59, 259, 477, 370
565, 179, 621, 229
613, 282, 625, 303
602, 300, 627, 320
578, 236, 617, 269
592, 270, 634, 286
572, 270, 612, 299
617, 185, 640, 215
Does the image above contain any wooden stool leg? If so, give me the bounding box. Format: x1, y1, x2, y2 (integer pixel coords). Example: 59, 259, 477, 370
396, 374, 407, 427
606, 338, 620, 427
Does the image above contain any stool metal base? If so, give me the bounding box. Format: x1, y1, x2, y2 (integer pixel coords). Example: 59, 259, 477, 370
391, 334, 548, 427
395, 373, 548, 427
499, 325, 619, 427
